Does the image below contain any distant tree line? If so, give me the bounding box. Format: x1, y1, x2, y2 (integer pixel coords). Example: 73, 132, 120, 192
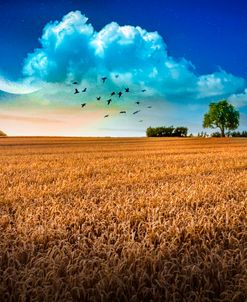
146, 126, 188, 137
211, 130, 247, 137
197, 132, 209, 138
230, 130, 247, 137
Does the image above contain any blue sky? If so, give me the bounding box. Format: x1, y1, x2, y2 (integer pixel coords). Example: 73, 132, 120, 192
0, 0, 246, 136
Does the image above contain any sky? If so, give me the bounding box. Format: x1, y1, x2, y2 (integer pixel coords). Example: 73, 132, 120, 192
0, 0, 246, 136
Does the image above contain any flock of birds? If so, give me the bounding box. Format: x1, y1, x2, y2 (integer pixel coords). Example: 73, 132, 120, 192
72, 74, 152, 122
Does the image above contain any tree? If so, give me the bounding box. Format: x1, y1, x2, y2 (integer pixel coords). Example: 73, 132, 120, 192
146, 126, 188, 137
146, 127, 156, 137
173, 127, 188, 137
203, 100, 239, 137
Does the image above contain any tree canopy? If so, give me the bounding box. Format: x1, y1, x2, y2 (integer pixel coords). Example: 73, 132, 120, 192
203, 100, 239, 137
146, 126, 188, 137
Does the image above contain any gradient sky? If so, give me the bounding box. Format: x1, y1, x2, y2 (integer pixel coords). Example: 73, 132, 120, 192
0, 0, 246, 136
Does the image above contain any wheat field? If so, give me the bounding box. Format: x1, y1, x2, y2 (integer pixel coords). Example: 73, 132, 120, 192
0, 137, 246, 302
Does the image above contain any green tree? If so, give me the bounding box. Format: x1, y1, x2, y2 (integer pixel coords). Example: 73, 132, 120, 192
146, 126, 188, 137
173, 127, 188, 137
203, 100, 239, 137
146, 127, 156, 137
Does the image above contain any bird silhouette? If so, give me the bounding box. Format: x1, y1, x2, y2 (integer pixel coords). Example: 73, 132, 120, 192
101, 77, 107, 83
81, 103, 86, 108
74, 88, 79, 94
107, 99, 112, 105
104, 114, 109, 118
96, 96, 101, 101
115, 74, 119, 78
73, 81, 78, 85
141, 89, 146, 92
133, 110, 140, 115
147, 106, 152, 108
118, 92, 123, 98
120, 111, 126, 114
82, 88, 87, 92
136, 102, 140, 105
125, 88, 130, 93
111, 92, 116, 96
139, 120, 143, 122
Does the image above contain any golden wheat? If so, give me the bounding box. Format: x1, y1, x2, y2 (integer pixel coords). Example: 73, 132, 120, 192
0, 137, 246, 301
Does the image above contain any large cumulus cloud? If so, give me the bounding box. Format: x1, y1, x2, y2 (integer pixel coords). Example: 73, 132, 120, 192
22, 11, 245, 99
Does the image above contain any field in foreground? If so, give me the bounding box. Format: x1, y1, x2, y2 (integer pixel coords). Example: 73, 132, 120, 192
0, 137, 247, 302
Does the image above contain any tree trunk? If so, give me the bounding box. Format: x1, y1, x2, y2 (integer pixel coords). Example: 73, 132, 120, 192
220, 127, 225, 137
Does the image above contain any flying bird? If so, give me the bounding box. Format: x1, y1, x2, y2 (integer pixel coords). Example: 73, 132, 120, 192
101, 77, 107, 83
120, 111, 126, 114
74, 88, 79, 94
96, 96, 101, 101
73, 81, 78, 85
104, 114, 109, 118
118, 92, 123, 98
111, 92, 116, 96
147, 106, 152, 108
136, 102, 140, 105
133, 110, 140, 115
115, 74, 119, 78
81, 103, 86, 108
141, 89, 146, 92
107, 99, 112, 105
82, 88, 87, 92
125, 88, 130, 93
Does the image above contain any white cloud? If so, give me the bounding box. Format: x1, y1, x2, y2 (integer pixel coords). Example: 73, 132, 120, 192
197, 70, 244, 98
0, 75, 40, 94
229, 88, 247, 108
21, 11, 245, 100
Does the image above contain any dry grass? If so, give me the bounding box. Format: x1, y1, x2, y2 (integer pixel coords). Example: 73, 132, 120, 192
0, 137, 247, 302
